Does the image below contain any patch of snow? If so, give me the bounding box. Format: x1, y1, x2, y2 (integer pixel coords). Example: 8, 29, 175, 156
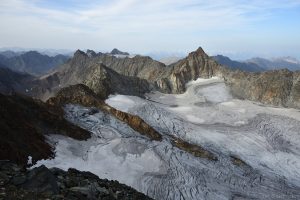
27, 156, 32, 165
34, 135, 162, 188
105, 95, 139, 112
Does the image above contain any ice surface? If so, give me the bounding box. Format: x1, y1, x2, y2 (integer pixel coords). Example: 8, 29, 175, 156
34, 77, 300, 200
34, 106, 163, 189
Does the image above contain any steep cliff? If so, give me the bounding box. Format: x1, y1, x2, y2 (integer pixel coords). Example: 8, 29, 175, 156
221, 68, 300, 108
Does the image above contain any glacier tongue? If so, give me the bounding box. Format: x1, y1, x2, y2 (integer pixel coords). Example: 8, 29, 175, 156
34, 77, 300, 200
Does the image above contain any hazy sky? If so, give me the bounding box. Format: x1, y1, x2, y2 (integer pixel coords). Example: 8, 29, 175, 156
0, 0, 299, 59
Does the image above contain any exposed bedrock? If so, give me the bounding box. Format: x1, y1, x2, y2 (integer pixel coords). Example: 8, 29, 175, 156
221, 68, 300, 108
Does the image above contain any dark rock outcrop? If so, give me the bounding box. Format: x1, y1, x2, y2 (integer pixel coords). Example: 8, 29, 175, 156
171, 137, 218, 161
47, 84, 162, 141
0, 161, 152, 199
0, 93, 90, 165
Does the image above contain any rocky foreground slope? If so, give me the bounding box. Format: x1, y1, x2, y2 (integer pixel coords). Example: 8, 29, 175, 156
0, 161, 151, 200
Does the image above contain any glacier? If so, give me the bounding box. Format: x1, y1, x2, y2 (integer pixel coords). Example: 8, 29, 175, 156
34, 77, 300, 200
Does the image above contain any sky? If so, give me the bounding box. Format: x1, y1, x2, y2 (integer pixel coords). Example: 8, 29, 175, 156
0, 0, 299, 59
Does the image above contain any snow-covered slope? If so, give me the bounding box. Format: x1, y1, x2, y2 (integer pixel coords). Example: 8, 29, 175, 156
34, 77, 300, 200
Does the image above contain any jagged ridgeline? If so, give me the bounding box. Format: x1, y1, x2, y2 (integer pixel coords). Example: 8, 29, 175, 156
1, 47, 299, 108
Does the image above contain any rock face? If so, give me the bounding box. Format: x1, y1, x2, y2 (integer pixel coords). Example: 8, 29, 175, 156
0, 93, 90, 165
47, 84, 162, 141
222, 68, 300, 108
0, 161, 152, 200
165, 47, 220, 93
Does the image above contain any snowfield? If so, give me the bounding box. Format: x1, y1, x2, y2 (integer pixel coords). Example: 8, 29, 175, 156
34, 77, 300, 200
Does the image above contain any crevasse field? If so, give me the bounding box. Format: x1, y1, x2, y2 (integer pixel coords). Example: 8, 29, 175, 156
34, 77, 300, 200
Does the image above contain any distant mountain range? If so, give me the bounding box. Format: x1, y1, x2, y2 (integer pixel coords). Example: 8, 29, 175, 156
0, 51, 70, 75
211, 55, 265, 72
212, 55, 300, 72
247, 57, 300, 71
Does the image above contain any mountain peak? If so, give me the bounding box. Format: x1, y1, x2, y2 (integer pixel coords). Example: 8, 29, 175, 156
188, 47, 208, 58
110, 48, 129, 55
86, 49, 96, 58
74, 49, 87, 57
195, 47, 206, 54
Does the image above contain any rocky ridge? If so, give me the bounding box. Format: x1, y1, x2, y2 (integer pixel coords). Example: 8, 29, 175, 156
85, 47, 219, 93
28, 50, 152, 101
13, 47, 300, 109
